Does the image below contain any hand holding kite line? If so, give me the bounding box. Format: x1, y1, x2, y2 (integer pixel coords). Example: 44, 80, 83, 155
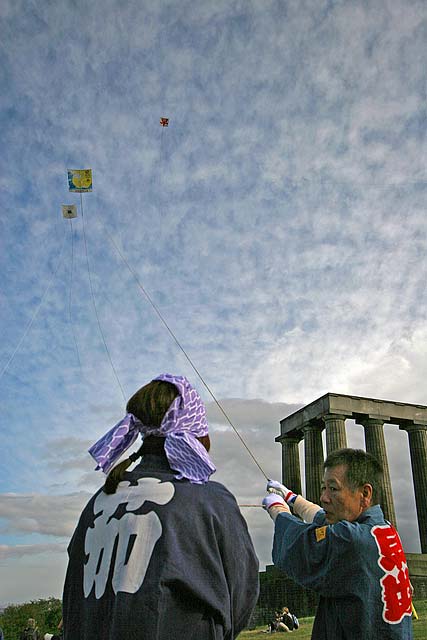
267, 479, 297, 504
266, 480, 322, 523
262, 493, 290, 520
240, 480, 298, 511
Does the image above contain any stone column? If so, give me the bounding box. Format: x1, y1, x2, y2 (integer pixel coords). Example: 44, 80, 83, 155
323, 414, 347, 454
361, 418, 396, 526
281, 434, 302, 496
303, 422, 324, 504
401, 424, 427, 553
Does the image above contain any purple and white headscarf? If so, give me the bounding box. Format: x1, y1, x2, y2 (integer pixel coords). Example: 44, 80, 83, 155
88, 373, 216, 484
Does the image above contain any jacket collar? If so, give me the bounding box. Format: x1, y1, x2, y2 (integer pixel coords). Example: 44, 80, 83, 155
356, 504, 385, 524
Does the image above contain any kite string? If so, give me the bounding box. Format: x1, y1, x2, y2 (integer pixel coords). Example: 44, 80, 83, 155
239, 504, 264, 508
158, 125, 166, 219
0, 234, 67, 382
68, 218, 82, 369
98, 221, 268, 480
80, 194, 127, 403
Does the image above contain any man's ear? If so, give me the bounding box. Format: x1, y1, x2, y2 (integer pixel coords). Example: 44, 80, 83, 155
361, 483, 373, 507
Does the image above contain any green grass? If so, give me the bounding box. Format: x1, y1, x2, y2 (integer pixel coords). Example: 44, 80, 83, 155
238, 600, 427, 639
412, 599, 427, 640
238, 615, 315, 639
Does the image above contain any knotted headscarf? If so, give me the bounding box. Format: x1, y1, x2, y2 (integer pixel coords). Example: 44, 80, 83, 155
88, 374, 216, 483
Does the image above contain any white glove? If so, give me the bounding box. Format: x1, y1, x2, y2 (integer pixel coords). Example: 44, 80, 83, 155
262, 493, 290, 521
262, 493, 287, 510
267, 479, 297, 504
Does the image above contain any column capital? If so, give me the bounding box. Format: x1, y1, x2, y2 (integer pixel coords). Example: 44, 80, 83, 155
399, 423, 427, 433
281, 433, 304, 444
302, 421, 323, 434
358, 417, 385, 429
276, 432, 304, 445
322, 413, 347, 424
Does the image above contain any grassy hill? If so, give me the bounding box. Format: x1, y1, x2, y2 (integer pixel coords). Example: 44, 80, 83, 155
238, 599, 427, 639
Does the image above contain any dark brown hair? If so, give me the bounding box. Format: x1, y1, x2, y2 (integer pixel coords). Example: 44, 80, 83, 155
103, 380, 178, 494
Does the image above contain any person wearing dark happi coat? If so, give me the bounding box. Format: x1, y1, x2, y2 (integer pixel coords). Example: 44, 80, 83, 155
263, 448, 413, 640
63, 374, 259, 640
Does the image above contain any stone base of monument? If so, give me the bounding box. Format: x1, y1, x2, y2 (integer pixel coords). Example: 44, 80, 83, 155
407, 553, 427, 599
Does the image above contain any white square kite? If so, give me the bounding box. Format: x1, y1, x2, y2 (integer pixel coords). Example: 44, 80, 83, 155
62, 204, 77, 219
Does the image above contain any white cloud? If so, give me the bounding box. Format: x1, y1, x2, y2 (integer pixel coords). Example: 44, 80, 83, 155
0, 543, 66, 560
0, 492, 90, 537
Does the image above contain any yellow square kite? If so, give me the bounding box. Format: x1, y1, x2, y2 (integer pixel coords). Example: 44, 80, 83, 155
68, 169, 93, 192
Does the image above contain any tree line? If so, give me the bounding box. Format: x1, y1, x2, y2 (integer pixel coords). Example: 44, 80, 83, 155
0, 597, 62, 640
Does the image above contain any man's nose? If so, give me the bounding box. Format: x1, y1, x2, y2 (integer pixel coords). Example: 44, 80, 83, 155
320, 489, 330, 503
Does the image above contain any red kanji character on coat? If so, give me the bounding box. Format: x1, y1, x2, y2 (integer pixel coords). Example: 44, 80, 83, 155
371, 524, 412, 624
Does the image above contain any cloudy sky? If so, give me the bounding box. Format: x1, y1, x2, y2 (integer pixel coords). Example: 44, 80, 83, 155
0, 0, 426, 605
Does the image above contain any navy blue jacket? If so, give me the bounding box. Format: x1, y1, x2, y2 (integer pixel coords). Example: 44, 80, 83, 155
63, 454, 259, 639
273, 505, 413, 639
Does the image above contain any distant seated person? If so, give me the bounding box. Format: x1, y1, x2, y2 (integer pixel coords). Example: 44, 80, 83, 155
21, 619, 41, 640
267, 610, 282, 633
278, 607, 298, 632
